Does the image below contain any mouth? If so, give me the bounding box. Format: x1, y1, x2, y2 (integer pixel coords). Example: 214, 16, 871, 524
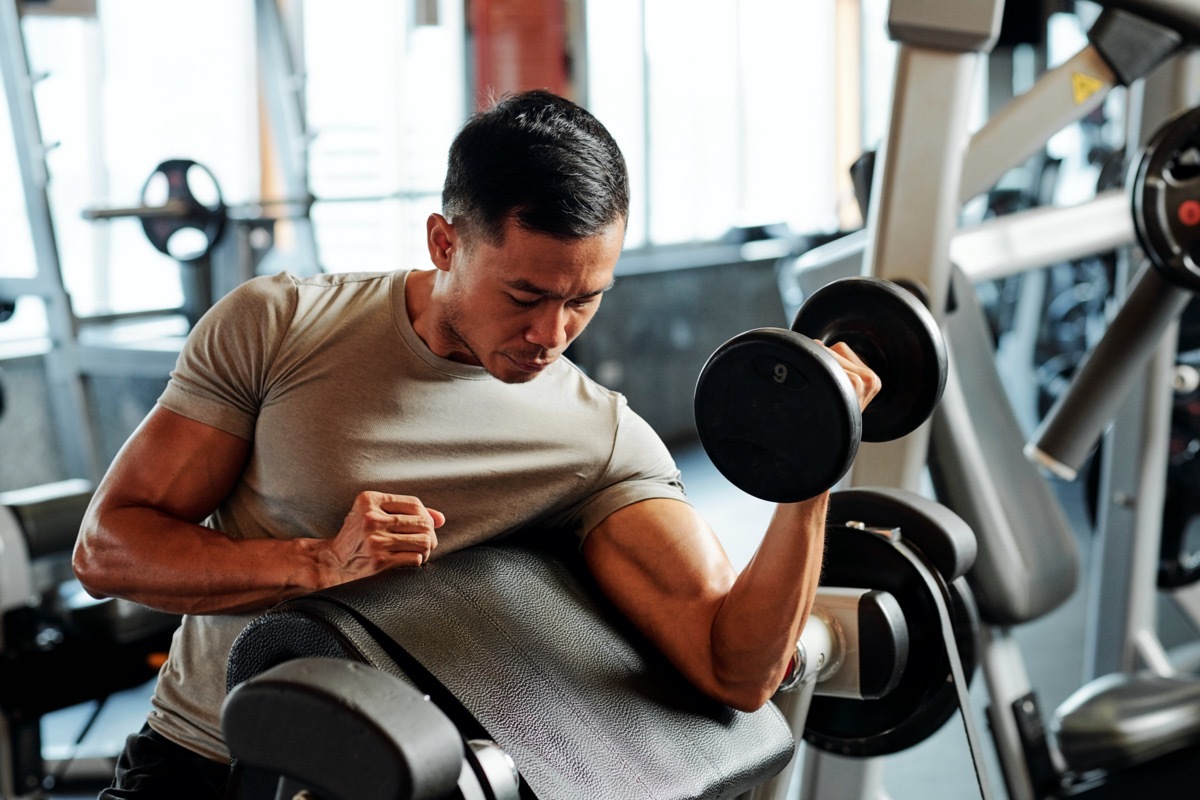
507, 354, 554, 373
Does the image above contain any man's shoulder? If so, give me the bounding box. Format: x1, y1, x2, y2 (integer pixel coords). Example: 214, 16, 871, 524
550, 356, 627, 411
289, 269, 402, 289
231, 269, 401, 314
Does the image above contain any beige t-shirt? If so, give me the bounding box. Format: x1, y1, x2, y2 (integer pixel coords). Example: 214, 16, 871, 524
147, 269, 689, 762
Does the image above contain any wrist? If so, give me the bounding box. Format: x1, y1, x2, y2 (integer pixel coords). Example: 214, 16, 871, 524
293, 536, 333, 593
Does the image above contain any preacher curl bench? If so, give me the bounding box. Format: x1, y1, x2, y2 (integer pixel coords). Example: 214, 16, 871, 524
220, 487, 988, 800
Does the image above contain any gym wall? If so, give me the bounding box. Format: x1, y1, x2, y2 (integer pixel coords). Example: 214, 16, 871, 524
0, 360, 163, 492
570, 244, 789, 446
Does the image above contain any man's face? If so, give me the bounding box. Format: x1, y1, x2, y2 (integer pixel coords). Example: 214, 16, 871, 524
430, 216, 624, 384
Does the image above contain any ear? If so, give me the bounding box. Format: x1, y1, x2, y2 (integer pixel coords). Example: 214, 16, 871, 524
426, 214, 457, 271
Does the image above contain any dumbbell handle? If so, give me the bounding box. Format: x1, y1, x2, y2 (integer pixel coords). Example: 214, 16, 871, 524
1027, 261, 1192, 480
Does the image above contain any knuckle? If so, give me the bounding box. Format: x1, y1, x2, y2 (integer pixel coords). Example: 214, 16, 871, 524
363, 510, 392, 527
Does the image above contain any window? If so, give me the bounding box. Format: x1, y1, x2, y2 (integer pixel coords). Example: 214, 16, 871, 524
301, 0, 466, 274
4, 0, 842, 351
1, 0, 258, 341
586, 0, 840, 246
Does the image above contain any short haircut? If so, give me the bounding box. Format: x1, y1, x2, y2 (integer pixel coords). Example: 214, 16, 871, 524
441, 90, 629, 245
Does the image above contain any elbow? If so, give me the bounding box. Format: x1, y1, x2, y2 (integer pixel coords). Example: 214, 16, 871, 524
698, 669, 779, 713
72, 541, 106, 599
714, 686, 775, 714
72, 559, 109, 600
71, 513, 114, 599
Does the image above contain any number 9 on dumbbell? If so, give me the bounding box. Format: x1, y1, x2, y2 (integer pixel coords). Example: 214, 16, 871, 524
693, 276, 947, 503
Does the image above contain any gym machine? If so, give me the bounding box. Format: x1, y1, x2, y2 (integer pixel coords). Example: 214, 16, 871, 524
76, 0, 326, 336
80, 157, 299, 331
1, 0, 321, 406
778, 0, 1200, 797
0, 482, 179, 799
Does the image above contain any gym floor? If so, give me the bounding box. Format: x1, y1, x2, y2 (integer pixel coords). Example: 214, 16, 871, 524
38, 441, 1104, 800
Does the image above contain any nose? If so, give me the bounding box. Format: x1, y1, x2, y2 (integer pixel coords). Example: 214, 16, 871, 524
524, 304, 569, 352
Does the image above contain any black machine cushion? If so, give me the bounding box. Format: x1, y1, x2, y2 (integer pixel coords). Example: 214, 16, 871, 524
227, 544, 795, 800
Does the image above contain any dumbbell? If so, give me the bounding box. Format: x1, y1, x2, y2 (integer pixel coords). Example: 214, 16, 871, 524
693, 276, 947, 503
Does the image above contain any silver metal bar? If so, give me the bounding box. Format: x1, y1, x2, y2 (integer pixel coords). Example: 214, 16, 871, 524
783, 192, 1134, 306
743, 680, 817, 800
979, 627, 1043, 800
254, 0, 320, 271
960, 45, 1118, 203
80, 200, 191, 221
1084, 323, 1178, 679
851, 44, 978, 492
75, 344, 184, 379
950, 191, 1134, 282
0, 0, 100, 481
0, 278, 43, 299
2, 0, 67, 299
799, 749, 887, 800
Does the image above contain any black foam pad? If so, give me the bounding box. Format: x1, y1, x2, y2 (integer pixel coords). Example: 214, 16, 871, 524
228, 545, 794, 800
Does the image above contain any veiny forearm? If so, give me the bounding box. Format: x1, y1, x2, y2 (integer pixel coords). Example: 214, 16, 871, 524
74, 502, 328, 616
708, 494, 829, 708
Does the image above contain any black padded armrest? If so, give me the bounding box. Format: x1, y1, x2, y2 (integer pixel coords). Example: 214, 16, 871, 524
223, 658, 463, 800
228, 545, 794, 800
828, 487, 977, 581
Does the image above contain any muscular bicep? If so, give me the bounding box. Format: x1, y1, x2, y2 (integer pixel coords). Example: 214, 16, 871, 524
582, 498, 738, 695
92, 404, 251, 524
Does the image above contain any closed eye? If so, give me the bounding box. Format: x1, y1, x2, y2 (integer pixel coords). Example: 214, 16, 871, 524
508, 294, 541, 308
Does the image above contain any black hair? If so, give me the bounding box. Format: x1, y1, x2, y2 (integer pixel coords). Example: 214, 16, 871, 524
441, 90, 629, 244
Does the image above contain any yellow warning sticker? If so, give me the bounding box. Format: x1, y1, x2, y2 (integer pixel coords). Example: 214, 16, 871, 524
1071, 72, 1106, 105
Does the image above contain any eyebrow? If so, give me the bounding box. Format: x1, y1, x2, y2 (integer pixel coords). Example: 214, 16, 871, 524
505, 277, 616, 301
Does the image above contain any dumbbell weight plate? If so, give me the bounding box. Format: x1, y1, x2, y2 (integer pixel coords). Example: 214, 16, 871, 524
1131, 105, 1200, 291
694, 329, 861, 503
792, 277, 946, 442
803, 524, 978, 757
139, 159, 226, 263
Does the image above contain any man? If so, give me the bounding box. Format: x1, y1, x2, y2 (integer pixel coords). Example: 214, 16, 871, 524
73, 89, 879, 798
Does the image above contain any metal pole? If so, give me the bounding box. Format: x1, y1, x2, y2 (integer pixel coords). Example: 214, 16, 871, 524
255, 0, 321, 273
0, 0, 100, 482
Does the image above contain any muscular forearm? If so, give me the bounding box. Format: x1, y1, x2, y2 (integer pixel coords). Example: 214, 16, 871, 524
74, 489, 443, 616
708, 495, 828, 708
74, 503, 330, 616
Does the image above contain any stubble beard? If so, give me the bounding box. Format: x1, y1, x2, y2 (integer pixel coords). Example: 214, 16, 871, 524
438, 314, 541, 385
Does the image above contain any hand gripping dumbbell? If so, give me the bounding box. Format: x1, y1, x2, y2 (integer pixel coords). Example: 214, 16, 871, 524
693, 276, 947, 503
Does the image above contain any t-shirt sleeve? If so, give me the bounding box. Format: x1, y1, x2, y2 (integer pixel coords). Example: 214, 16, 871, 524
575, 400, 691, 542
157, 273, 298, 441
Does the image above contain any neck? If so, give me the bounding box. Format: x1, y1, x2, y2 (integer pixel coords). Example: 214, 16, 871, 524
405, 269, 438, 349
